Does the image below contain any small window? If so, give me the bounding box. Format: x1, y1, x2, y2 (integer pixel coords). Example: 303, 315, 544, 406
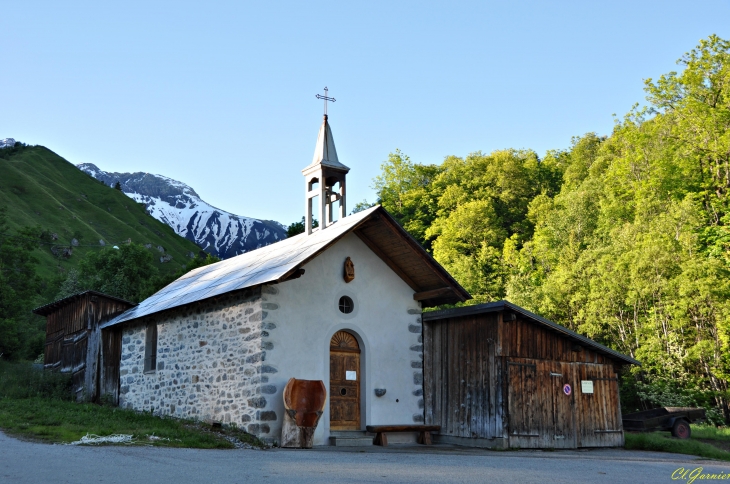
144, 324, 158, 373
338, 296, 354, 314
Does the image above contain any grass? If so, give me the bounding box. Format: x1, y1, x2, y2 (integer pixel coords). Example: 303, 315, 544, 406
690, 424, 730, 441
0, 361, 72, 400
625, 431, 730, 462
0, 363, 264, 449
0, 145, 202, 281
0, 398, 263, 448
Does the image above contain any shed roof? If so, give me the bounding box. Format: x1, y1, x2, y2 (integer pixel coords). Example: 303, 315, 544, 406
101, 205, 471, 329
32, 290, 135, 317
422, 300, 640, 366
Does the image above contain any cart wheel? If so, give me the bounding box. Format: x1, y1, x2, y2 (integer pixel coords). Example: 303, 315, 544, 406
672, 420, 691, 439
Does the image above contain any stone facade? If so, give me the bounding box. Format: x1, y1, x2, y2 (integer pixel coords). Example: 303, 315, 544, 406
118, 286, 279, 440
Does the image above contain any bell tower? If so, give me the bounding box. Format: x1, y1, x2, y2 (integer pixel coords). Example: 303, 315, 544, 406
303, 89, 349, 235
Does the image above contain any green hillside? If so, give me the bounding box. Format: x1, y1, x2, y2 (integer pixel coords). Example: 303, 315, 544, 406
0, 144, 202, 282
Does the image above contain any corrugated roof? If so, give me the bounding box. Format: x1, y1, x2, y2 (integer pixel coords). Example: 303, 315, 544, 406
104, 205, 471, 329
32, 290, 135, 317
422, 300, 640, 366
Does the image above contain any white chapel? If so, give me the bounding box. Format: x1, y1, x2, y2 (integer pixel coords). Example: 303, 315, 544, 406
101, 111, 470, 445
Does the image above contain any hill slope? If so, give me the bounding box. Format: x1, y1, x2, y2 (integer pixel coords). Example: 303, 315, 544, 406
0, 145, 203, 281
77, 164, 286, 259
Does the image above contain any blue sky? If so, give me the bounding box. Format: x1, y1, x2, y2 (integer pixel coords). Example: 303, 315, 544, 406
3, 1, 730, 225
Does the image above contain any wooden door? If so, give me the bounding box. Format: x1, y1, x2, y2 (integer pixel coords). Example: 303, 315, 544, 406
507, 359, 539, 448
329, 331, 361, 430
100, 328, 122, 405
574, 363, 624, 447
547, 361, 576, 448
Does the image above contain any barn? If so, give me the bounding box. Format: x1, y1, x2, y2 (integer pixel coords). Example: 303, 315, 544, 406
33, 291, 134, 402
422, 301, 639, 449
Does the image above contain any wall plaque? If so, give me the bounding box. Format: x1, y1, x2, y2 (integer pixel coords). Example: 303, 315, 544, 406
581, 380, 594, 394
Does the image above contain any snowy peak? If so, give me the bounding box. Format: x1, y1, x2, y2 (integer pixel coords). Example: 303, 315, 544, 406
77, 163, 286, 259
0, 138, 17, 148
77, 163, 201, 200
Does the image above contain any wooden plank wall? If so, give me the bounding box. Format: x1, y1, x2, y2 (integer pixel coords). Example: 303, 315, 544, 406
574, 363, 624, 447
502, 316, 623, 448
41, 293, 132, 402
500, 317, 612, 365
424, 313, 504, 440
100, 327, 122, 404
505, 357, 622, 448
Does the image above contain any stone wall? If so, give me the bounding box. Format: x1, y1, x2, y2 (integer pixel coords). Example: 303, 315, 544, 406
118, 286, 279, 441
408, 308, 425, 423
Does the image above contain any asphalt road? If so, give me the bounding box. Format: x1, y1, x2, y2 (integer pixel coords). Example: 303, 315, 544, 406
2, 431, 729, 484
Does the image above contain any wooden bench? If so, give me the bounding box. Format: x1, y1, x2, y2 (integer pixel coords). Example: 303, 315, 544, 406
365, 425, 441, 447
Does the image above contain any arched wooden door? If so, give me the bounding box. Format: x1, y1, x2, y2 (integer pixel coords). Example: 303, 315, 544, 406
329, 330, 361, 430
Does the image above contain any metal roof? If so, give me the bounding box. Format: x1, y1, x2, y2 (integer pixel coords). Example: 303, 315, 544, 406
302, 115, 350, 173
422, 300, 640, 366
102, 205, 470, 329
32, 290, 135, 317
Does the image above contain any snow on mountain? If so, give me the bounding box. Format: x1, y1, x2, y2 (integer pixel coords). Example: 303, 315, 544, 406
0, 138, 17, 148
77, 163, 287, 259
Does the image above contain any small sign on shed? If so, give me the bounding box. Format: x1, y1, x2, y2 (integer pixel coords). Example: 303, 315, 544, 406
581, 380, 594, 394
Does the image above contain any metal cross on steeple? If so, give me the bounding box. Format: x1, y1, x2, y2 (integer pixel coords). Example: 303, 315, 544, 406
315, 86, 336, 116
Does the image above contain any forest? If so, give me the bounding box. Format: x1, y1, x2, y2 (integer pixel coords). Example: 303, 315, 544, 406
370, 35, 730, 421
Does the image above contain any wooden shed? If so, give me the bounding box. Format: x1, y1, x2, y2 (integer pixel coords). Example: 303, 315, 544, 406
422, 300, 639, 449
33, 291, 135, 403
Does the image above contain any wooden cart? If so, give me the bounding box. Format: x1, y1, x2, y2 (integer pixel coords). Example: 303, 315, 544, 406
622, 407, 706, 439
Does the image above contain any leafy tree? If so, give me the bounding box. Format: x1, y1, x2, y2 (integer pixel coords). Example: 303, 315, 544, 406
286, 216, 318, 237
373, 148, 563, 299
350, 200, 375, 214
373, 150, 442, 249
57, 243, 158, 303
503, 36, 730, 421
0, 208, 43, 360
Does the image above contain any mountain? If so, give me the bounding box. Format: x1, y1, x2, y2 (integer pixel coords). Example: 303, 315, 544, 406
1, 138, 16, 148
76, 163, 287, 259
0, 144, 204, 281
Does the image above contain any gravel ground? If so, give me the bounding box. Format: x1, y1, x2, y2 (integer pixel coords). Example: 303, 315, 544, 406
2, 431, 729, 484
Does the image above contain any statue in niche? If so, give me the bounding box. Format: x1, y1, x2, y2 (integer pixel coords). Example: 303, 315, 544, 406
343, 257, 355, 283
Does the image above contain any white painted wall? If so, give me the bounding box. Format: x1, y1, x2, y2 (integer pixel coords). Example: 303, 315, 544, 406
263, 232, 423, 446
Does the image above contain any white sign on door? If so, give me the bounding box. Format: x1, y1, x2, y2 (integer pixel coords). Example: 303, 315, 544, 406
346, 371, 357, 381
581, 380, 594, 394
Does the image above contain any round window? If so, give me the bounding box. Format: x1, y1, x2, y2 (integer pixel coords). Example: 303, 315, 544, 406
338, 295, 354, 314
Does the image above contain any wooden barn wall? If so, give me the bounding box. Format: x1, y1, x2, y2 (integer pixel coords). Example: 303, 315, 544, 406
99, 327, 123, 404
44, 297, 91, 370
505, 357, 623, 448
500, 317, 611, 365
42, 294, 132, 401
501, 317, 623, 448
424, 313, 624, 449
423, 313, 504, 440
